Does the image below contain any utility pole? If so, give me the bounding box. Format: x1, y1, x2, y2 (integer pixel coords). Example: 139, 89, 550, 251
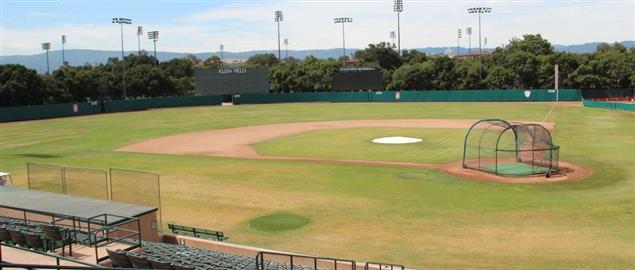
137, 26, 143, 55
457, 28, 462, 57
112, 17, 132, 99
467, 7, 492, 80
284, 38, 289, 59
275, 11, 283, 60
148, 31, 159, 65
61, 35, 67, 66
334, 17, 353, 59
41, 42, 51, 74
466, 27, 472, 56
394, 0, 403, 55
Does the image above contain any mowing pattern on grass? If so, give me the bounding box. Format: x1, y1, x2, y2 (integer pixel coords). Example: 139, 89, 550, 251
1, 103, 633, 270
249, 213, 310, 232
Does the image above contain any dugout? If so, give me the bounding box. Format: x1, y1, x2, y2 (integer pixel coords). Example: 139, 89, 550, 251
462, 119, 560, 177
0, 186, 159, 242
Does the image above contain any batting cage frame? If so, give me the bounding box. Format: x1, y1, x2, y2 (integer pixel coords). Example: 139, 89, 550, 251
462, 119, 560, 177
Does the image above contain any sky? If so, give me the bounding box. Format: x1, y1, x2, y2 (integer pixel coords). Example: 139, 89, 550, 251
1, 0, 634, 56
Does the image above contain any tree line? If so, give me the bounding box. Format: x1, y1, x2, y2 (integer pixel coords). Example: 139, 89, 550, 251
1, 34, 633, 107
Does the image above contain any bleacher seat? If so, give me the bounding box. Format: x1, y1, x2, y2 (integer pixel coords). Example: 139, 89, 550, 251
106, 249, 134, 268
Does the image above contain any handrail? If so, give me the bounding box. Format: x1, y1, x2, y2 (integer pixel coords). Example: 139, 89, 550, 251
255, 251, 357, 270
0, 242, 100, 268
0, 262, 151, 270
88, 214, 142, 264
364, 262, 405, 270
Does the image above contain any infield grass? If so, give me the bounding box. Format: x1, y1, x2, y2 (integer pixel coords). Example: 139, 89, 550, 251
0, 102, 633, 270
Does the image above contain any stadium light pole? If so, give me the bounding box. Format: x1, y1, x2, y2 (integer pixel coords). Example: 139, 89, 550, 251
61, 35, 67, 66
42, 42, 51, 75
457, 28, 462, 57
137, 26, 143, 55
275, 10, 283, 60
394, 0, 403, 55
284, 38, 289, 59
468, 7, 491, 80
466, 27, 472, 56
390, 31, 396, 48
334, 17, 352, 59
220, 44, 224, 61
148, 31, 159, 65
112, 17, 132, 99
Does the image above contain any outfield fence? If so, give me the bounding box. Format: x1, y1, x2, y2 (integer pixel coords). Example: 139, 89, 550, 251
1, 89, 581, 122
26, 162, 162, 231
582, 100, 635, 112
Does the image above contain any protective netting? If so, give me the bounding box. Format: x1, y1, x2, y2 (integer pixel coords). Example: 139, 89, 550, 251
109, 168, 162, 230
27, 162, 64, 193
64, 166, 109, 200
463, 119, 559, 176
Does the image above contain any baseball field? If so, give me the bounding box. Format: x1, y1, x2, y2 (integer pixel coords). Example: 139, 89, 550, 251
0, 102, 633, 270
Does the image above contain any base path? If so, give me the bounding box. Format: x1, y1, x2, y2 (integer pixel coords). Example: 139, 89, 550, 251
117, 119, 588, 183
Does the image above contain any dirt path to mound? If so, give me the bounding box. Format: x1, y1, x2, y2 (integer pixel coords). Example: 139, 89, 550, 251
117, 119, 588, 183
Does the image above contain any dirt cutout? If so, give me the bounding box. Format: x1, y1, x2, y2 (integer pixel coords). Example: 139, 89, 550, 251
117, 119, 589, 183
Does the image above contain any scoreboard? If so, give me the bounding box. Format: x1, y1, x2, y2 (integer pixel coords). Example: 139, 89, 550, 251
195, 67, 270, 96
332, 67, 384, 91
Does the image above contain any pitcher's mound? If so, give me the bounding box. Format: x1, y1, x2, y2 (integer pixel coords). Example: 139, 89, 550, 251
372, 136, 423, 144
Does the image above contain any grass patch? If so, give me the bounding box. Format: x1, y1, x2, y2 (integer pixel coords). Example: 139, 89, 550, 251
249, 213, 310, 232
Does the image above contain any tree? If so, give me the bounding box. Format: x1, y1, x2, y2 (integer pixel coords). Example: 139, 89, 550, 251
354, 42, 403, 70
0, 64, 51, 106
485, 66, 517, 89
390, 62, 436, 90
245, 54, 279, 68
402, 50, 427, 64
201, 56, 223, 69
505, 34, 554, 55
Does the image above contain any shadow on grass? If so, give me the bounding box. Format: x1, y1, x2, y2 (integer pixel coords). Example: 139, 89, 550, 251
15, 153, 62, 159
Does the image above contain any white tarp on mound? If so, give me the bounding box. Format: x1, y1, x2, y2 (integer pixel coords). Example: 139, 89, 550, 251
372, 136, 423, 144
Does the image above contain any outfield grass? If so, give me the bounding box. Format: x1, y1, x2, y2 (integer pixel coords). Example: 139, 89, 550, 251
0, 102, 633, 270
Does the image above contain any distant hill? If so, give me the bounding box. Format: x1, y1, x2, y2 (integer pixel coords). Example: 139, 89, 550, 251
2, 41, 632, 73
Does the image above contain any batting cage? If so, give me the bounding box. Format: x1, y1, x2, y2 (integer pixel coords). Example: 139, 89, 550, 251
462, 119, 560, 177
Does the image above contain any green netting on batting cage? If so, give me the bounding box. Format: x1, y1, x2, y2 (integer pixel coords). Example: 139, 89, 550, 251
462, 119, 560, 177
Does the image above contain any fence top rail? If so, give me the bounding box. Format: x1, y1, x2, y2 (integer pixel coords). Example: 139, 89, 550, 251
27, 161, 63, 167
1, 243, 101, 268
109, 167, 160, 175
257, 251, 357, 264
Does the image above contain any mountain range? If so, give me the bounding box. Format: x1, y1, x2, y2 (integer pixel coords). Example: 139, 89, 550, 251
2, 41, 632, 74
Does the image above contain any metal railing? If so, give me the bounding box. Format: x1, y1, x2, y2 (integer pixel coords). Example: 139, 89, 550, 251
255, 251, 357, 270
364, 262, 405, 270
88, 214, 142, 264
0, 243, 102, 269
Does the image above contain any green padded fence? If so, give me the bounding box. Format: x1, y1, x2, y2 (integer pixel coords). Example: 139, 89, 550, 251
1, 89, 582, 122
234, 89, 581, 104
582, 99, 635, 112
103, 95, 222, 113
233, 91, 370, 104
0, 102, 102, 122
371, 89, 581, 102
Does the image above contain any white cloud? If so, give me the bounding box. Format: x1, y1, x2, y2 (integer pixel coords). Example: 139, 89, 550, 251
1, 0, 633, 55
